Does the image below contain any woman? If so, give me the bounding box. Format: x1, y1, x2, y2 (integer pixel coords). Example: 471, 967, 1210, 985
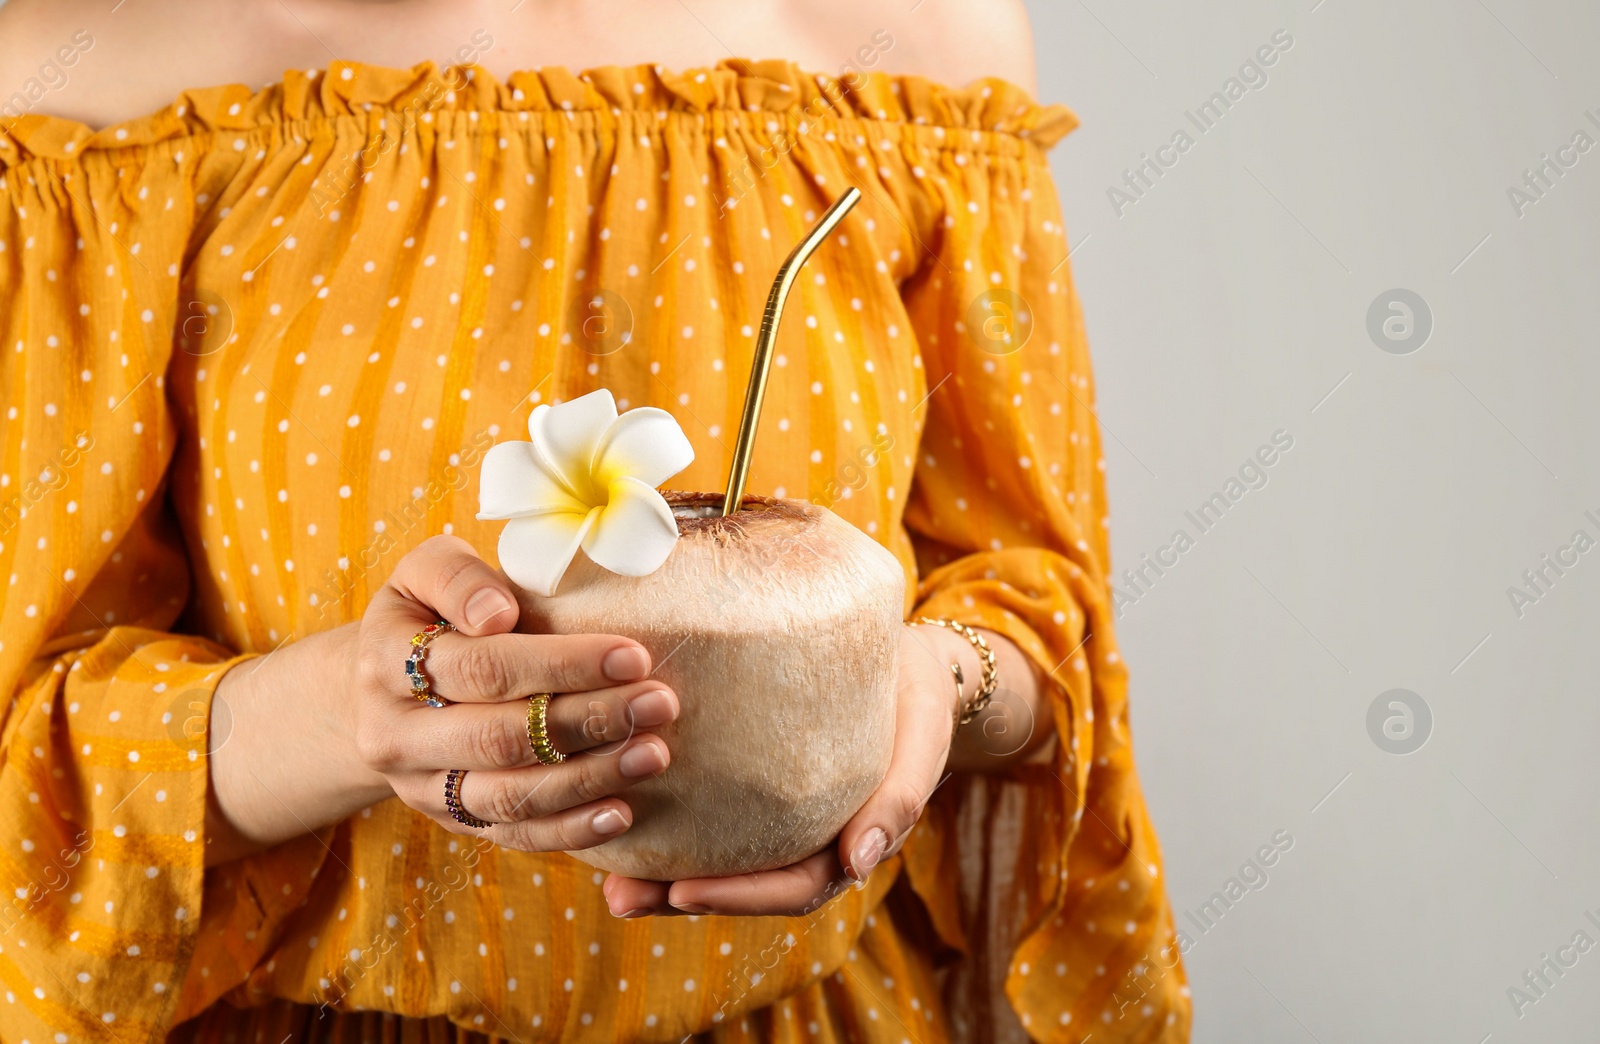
0, 0, 1189, 1040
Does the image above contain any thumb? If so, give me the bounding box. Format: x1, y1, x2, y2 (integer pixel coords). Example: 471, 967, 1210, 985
840, 676, 952, 881
384, 534, 522, 638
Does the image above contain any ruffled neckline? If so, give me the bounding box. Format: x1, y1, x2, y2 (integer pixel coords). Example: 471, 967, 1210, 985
0, 57, 1078, 166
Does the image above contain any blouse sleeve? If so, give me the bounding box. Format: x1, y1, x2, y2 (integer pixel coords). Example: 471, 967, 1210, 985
0, 138, 325, 1041
893, 131, 1193, 1040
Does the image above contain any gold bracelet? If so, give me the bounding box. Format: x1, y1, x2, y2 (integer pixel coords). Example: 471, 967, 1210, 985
911, 617, 998, 731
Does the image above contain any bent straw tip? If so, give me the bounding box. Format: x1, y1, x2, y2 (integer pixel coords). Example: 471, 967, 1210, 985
721, 188, 863, 516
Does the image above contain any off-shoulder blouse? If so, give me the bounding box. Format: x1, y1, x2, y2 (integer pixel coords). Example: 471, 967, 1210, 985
0, 57, 1188, 1043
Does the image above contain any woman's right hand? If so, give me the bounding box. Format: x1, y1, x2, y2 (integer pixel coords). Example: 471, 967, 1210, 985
206, 535, 677, 865
353, 534, 677, 850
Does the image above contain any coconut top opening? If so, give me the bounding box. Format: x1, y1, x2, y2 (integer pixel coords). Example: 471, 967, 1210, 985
670, 503, 725, 520
662, 490, 812, 539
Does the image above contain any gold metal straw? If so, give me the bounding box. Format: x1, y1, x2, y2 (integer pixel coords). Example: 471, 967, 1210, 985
721, 187, 861, 515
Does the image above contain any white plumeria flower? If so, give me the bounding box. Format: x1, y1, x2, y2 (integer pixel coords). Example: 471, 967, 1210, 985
477, 388, 694, 596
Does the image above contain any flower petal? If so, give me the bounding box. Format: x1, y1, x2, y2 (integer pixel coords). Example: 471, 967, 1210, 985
528, 388, 618, 499
593, 406, 695, 490
476, 441, 586, 520
581, 476, 680, 578
497, 509, 599, 597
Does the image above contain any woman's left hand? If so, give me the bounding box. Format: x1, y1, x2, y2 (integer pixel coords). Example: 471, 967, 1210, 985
601, 624, 964, 919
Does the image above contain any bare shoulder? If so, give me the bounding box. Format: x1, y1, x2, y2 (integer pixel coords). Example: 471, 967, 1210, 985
0, 0, 333, 128
0, 0, 1044, 130
0, 0, 251, 127
0, 0, 118, 88
798, 0, 1039, 96
913, 0, 1039, 95
0, 0, 74, 88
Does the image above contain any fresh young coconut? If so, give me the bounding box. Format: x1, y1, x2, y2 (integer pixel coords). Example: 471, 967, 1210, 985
514, 490, 904, 880
480, 190, 889, 878
476, 388, 904, 880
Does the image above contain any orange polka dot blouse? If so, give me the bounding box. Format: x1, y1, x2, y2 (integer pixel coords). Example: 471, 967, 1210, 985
0, 58, 1189, 1043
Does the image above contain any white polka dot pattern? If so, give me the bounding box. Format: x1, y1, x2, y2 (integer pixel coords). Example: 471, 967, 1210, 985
0, 58, 1186, 1043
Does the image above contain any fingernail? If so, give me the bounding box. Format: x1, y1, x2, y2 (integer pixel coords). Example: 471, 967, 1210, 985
464, 588, 515, 629
627, 689, 677, 729
849, 828, 888, 880
619, 740, 666, 778
592, 808, 629, 836
611, 905, 649, 919
603, 646, 650, 682
671, 902, 711, 915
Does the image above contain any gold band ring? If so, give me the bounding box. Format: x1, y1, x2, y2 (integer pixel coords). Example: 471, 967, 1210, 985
526, 692, 566, 766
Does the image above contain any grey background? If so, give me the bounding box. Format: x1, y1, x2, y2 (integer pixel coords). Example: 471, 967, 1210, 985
1024, 0, 1600, 1040
4, 0, 1591, 1037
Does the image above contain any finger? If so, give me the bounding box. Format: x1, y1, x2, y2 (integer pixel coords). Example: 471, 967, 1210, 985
838, 671, 954, 883
542, 685, 677, 755
603, 875, 674, 918
392, 682, 676, 768
444, 798, 636, 852
405, 734, 670, 823
663, 849, 846, 918
391, 630, 654, 704
379, 534, 521, 637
